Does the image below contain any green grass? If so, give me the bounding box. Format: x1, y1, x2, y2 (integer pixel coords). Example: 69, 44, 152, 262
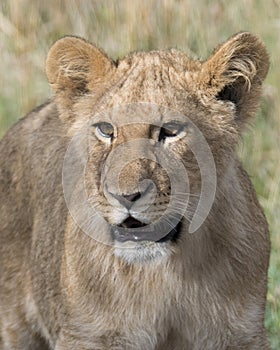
0, 0, 279, 347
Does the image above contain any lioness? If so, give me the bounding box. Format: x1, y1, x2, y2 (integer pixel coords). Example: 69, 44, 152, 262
0, 32, 270, 349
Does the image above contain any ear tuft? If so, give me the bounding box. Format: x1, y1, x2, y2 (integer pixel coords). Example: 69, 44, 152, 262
200, 32, 269, 123
46, 36, 115, 95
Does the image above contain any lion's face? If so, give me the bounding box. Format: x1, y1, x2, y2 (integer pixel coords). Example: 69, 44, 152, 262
81, 97, 231, 263
47, 34, 269, 263
85, 104, 194, 263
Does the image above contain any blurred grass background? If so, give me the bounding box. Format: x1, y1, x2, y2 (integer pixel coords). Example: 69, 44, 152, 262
0, 0, 279, 347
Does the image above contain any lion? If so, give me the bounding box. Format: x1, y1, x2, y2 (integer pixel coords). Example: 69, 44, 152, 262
0, 32, 270, 349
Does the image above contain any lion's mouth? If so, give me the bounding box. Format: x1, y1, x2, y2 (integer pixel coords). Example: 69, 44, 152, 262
120, 217, 147, 229
111, 216, 182, 243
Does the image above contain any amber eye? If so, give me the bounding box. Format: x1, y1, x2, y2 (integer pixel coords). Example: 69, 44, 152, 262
158, 122, 184, 142
94, 122, 114, 139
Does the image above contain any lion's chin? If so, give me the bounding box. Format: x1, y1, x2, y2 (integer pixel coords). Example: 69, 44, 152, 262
113, 240, 172, 264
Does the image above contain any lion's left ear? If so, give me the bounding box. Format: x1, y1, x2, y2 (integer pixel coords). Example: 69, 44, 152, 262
46, 36, 115, 98
199, 32, 269, 124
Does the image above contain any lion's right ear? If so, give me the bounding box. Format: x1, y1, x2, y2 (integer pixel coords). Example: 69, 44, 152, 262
46, 36, 115, 98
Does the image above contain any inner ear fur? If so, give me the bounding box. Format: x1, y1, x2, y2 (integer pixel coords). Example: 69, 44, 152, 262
200, 32, 269, 123
46, 36, 115, 96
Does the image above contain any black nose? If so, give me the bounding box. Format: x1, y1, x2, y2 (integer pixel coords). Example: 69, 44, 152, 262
108, 180, 154, 210
110, 191, 142, 209
122, 192, 141, 203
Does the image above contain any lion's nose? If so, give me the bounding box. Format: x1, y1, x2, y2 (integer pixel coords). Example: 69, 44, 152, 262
123, 192, 141, 203
110, 191, 142, 209
108, 179, 155, 210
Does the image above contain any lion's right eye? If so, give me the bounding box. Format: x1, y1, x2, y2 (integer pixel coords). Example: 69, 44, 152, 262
94, 122, 114, 139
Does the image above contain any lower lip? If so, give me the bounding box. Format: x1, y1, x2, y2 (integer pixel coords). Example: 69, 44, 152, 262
110, 221, 182, 243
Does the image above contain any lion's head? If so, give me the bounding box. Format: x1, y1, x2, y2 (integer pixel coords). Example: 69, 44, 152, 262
46, 33, 269, 263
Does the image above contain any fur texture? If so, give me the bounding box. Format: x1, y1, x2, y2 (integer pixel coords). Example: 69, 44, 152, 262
0, 32, 270, 349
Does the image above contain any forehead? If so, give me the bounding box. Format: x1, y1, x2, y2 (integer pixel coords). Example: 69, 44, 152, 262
92, 103, 191, 128
97, 49, 202, 111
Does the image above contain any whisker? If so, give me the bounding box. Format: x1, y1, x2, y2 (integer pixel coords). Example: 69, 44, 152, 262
171, 191, 201, 198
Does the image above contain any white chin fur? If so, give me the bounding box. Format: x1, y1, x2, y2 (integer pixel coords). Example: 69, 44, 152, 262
114, 240, 171, 264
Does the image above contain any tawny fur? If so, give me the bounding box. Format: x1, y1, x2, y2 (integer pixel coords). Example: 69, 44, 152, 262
0, 32, 270, 349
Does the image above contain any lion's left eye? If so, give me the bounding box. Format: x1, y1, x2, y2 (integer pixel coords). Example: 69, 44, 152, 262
94, 122, 114, 139
159, 122, 184, 142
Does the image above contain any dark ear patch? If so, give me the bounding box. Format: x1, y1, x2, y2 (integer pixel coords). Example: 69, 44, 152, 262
215, 76, 246, 114
216, 83, 240, 105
